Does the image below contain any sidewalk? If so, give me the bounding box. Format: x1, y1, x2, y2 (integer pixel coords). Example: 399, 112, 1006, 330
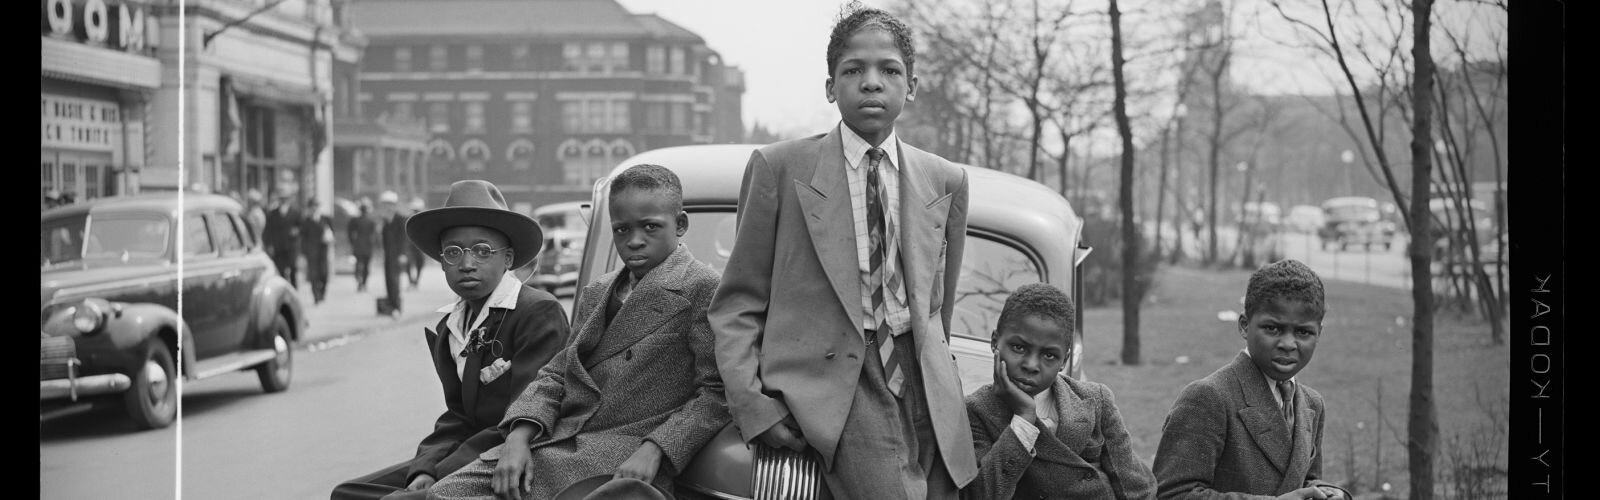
291, 265, 457, 351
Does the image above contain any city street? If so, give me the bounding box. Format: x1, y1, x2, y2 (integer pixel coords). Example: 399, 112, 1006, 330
40, 267, 574, 500
1157, 224, 1414, 289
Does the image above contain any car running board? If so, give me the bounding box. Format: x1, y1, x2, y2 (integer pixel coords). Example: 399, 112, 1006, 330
190, 349, 278, 380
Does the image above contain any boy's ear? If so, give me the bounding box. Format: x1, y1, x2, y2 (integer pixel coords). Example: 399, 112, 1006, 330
989, 331, 999, 352
1236, 312, 1248, 336
906, 74, 918, 102
825, 77, 836, 103
676, 211, 689, 236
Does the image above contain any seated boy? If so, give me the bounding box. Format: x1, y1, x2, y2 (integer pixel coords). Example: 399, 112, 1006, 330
1152, 259, 1351, 500
331, 180, 569, 500
428, 164, 729, 500
963, 283, 1156, 500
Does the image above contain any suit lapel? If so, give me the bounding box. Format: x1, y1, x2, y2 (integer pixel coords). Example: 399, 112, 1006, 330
460, 308, 505, 412
895, 145, 953, 340
1280, 386, 1317, 492
1032, 377, 1097, 470
585, 248, 694, 365
798, 127, 864, 331
427, 323, 461, 402
1231, 353, 1293, 475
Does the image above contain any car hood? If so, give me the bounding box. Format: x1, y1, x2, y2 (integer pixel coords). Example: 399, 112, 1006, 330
40, 263, 175, 305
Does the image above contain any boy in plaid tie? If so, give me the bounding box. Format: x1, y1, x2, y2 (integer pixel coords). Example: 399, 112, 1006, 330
708, 4, 977, 498
1153, 260, 1351, 499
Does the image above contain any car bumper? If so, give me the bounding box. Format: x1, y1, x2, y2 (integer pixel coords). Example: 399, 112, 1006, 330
41, 370, 132, 401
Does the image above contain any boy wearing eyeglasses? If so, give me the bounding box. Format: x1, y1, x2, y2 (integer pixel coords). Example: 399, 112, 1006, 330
331, 180, 570, 500
428, 164, 729, 499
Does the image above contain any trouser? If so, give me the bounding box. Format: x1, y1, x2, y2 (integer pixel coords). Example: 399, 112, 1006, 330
331, 461, 427, 500
353, 253, 372, 290
383, 257, 404, 313
304, 247, 329, 302
407, 252, 425, 286
275, 249, 300, 288
821, 330, 955, 500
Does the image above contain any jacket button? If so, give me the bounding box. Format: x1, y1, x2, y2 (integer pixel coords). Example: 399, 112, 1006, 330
625, 349, 632, 361
825, 352, 836, 359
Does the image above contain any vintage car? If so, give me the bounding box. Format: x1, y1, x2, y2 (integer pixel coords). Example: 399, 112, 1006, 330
1317, 196, 1397, 251
575, 144, 1091, 499
521, 201, 588, 296
1284, 204, 1325, 234
41, 193, 308, 430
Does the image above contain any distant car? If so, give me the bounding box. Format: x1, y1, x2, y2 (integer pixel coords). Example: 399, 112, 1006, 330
522, 201, 588, 296
575, 144, 1092, 500
1240, 201, 1282, 236
1285, 205, 1325, 234
1427, 198, 1502, 264
41, 193, 308, 430
1317, 196, 1396, 251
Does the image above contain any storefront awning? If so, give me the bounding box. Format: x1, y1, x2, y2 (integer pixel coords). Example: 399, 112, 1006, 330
42, 37, 160, 90
229, 74, 321, 107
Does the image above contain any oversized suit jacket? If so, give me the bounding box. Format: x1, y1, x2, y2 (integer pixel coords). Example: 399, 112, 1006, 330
408, 284, 569, 483
484, 246, 729, 499
1152, 352, 1348, 499
707, 126, 979, 486
963, 375, 1156, 500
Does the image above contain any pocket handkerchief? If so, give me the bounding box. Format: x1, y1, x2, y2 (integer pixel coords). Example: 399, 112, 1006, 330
479, 357, 511, 384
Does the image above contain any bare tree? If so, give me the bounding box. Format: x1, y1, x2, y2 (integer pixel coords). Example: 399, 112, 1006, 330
1107, 0, 1141, 365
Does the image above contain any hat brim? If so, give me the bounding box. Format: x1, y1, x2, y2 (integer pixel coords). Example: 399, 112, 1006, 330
406, 207, 543, 270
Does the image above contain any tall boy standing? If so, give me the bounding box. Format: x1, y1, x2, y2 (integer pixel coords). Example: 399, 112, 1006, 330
708, 5, 977, 498
331, 181, 569, 500
1152, 259, 1351, 500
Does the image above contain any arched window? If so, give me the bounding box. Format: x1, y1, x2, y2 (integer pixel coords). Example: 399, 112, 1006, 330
427, 139, 456, 162
609, 139, 636, 160
507, 139, 536, 171
461, 139, 490, 172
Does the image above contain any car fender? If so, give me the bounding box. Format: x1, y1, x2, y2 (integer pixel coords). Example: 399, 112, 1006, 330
249, 273, 306, 343
47, 302, 188, 376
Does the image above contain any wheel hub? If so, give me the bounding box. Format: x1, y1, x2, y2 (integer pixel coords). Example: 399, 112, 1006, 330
143, 359, 169, 403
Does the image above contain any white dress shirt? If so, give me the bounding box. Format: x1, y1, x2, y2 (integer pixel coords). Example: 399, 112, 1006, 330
1007, 385, 1061, 456
433, 272, 523, 381
839, 123, 910, 337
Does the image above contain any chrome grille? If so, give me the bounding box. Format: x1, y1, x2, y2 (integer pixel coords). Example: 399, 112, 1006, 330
750, 443, 827, 500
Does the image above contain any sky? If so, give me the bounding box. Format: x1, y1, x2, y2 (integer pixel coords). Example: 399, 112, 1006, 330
615, 0, 1506, 141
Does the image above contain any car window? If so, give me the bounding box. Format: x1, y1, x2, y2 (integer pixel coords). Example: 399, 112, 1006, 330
211, 212, 245, 253
41, 216, 86, 266
184, 214, 215, 256
70, 215, 172, 262
951, 236, 1044, 340
228, 212, 257, 249
682, 210, 739, 273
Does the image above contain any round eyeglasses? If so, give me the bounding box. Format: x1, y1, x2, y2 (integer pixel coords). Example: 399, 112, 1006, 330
440, 243, 508, 266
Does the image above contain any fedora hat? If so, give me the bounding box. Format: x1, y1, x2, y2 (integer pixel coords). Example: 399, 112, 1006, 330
405, 180, 542, 270
554, 476, 668, 500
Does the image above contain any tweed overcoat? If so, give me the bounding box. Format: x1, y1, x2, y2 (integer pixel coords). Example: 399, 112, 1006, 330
1152, 352, 1349, 499
963, 375, 1156, 500
459, 246, 728, 499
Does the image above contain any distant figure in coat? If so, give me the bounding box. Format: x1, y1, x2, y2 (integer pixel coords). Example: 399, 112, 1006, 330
300, 198, 336, 304
407, 197, 428, 289
380, 191, 408, 315
265, 195, 304, 288
348, 199, 379, 292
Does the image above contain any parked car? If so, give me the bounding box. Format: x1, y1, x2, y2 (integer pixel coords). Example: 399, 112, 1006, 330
520, 201, 588, 296
41, 193, 308, 430
1284, 204, 1325, 234
575, 144, 1092, 500
1317, 196, 1396, 251
1427, 197, 1503, 265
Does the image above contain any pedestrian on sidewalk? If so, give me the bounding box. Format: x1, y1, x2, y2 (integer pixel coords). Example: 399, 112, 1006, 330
300, 198, 336, 304
265, 195, 304, 288
330, 180, 569, 500
348, 198, 378, 293
379, 191, 407, 316
406, 197, 427, 289
245, 189, 268, 246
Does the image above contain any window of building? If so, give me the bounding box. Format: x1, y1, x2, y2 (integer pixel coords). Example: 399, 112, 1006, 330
428, 102, 449, 133
563, 43, 582, 71
562, 101, 583, 132
512, 43, 531, 71
671, 103, 688, 132
695, 112, 707, 136
392, 101, 414, 122
466, 44, 484, 72
610, 101, 630, 132
645, 103, 666, 131
670, 47, 685, 75
585, 100, 606, 133
646, 45, 665, 74
507, 140, 535, 170
464, 101, 485, 132
394, 46, 412, 72
512, 101, 533, 132
586, 43, 607, 73
461, 140, 490, 171
430, 45, 448, 72
610, 42, 629, 72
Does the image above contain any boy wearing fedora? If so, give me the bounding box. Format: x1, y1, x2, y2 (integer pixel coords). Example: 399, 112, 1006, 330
331, 181, 571, 500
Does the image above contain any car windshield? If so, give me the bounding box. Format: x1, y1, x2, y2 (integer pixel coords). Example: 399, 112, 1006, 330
41, 215, 170, 266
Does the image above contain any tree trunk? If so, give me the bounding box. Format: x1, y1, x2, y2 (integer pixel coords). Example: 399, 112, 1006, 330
1109, 0, 1140, 366
1205, 50, 1227, 267
1406, 0, 1439, 497
1154, 125, 1171, 263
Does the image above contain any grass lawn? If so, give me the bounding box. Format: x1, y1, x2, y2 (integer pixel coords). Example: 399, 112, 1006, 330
1080, 264, 1509, 498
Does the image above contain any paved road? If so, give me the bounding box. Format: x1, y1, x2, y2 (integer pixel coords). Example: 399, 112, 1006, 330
40, 267, 574, 500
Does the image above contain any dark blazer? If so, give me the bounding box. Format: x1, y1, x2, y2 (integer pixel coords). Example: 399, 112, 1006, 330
1152, 352, 1349, 499
299, 213, 334, 257
408, 283, 569, 483
264, 205, 302, 256
964, 375, 1156, 500
482, 245, 728, 499
347, 213, 378, 257
707, 126, 978, 485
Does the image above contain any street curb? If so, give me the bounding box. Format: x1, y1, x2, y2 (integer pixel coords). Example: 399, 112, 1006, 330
296, 311, 443, 353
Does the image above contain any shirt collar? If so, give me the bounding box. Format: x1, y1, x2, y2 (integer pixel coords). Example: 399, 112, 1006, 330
1242, 348, 1296, 394
839, 122, 900, 172
435, 271, 524, 318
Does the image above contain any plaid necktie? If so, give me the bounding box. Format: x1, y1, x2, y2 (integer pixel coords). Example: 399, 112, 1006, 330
1277, 379, 1295, 427
865, 147, 907, 397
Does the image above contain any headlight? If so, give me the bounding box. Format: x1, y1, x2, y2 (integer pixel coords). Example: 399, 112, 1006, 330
71, 301, 106, 335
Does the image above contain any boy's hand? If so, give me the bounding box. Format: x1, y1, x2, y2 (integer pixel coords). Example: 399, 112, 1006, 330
492, 425, 538, 500
614, 441, 664, 483
1276, 486, 1330, 500
994, 360, 1038, 424
1317, 486, 1347, 500
404, 474, 435, 491
756, 416, 807, 452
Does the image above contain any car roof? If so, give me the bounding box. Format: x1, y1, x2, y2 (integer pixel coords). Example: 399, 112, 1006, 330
40, 192, 242, 221
606, 144, 1084, 279
531, 200, 588, 217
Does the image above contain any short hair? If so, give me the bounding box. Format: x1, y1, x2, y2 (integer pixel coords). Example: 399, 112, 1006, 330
825, 2, 917, 77
608, 164, 683, 212
1243, 259, 1327, 320
995, 283, 1076, 341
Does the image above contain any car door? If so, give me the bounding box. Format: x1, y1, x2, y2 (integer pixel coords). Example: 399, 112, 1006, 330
182, 212, 231, 360
207, 210, 258, 348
